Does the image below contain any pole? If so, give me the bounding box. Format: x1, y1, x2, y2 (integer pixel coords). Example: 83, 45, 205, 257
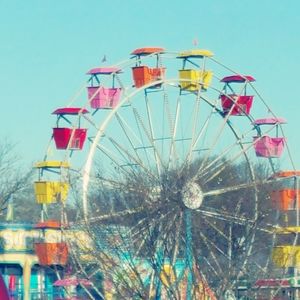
185, 209, 193, 300
23, 259, 31, 300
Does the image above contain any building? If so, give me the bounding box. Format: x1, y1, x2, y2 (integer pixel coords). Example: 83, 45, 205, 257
0, 222, 64, 300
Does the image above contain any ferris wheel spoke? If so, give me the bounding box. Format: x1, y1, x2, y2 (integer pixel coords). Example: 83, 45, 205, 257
109, 137, 140, 169
135, 209, 178, 245
161, 87, 175, 150
128, 217, 154, 240
195, 96, 233, 173
205, 158, 286, 191
77, 206, 148, 224
197, 207, 257, 228
198, 128, 254, 180
126, 103, 153, 172
132, 106, 164, 178
203, 181, 257, 197
200, 204, 257, 241
166, 95, 181, 170
199, 115, 280, 181
197, 230, 226, 276
201, 147, 256, 185
145, 93, 164, 177
130, 206, 177, 245
201, 144, 249, 183
90, 139, 132, 176
201, 216, 231, 242
200, 207, 274, 234
177, 97, 214, 170
203, 177, 274, 198
199, 229, 230, 261
118, 90, 163, 175
184, 90, 205, 164
91, 175, 133, 192
104, 135, 159, 182
182, 111, 212, 167
114, 112, 146, 163
201, 256, 222, 281
244, 242, 275, 260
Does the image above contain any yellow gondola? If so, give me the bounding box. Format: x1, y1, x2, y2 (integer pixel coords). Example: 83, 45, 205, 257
177, 49, 213, 92
34, 160, 70, 204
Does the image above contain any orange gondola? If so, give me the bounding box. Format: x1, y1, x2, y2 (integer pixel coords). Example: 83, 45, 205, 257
131, 47, 165, 88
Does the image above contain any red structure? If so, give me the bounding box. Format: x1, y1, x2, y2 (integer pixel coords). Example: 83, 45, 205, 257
52, 107, 88, 150
220, 75, 255, 115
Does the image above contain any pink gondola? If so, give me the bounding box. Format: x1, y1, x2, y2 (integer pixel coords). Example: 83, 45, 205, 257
52, 108, 88, 150
88, 86, 121, 109
220, 75, 255, 116
253, 136, 285, 158
253, 117, 286, 158
53, 277, 92, 287
87, 67, 122, 109
131, 47, 166, 88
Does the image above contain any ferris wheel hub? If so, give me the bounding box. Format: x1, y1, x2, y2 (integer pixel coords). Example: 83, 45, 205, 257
182, 182, 203, 209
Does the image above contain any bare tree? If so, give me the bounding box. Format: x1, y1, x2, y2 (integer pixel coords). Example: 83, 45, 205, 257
0, 140, 34, 221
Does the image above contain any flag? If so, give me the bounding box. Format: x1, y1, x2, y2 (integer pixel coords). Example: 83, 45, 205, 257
101, 55, 107, 63
193, 38, 199, 47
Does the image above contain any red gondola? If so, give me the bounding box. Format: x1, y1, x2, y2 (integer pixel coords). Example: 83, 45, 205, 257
52, 107, 88, 150
220, 75, 255, 116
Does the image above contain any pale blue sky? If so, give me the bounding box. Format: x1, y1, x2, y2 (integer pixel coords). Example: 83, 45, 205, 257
1, 0, 300, 167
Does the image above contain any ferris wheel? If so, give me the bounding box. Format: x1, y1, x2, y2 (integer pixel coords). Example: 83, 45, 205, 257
33, 47, 296, 299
